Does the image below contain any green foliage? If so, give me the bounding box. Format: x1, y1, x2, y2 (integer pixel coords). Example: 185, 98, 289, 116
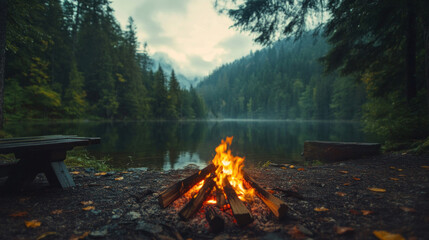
198, 34, 364, 120
63, 60, 87, 118
216, 0, 429, 145
65, 148, 114, 171
4, 0, 205, 121
363, 91, 429, 142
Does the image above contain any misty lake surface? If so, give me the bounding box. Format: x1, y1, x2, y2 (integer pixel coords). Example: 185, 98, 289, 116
4, 120, 374, 170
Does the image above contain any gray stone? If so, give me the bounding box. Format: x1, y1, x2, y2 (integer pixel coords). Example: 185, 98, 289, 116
126, 211, 141, 220
90, 227, 108, 238
90, 209, 102, 215
136, 221, 163, 234
297, 225, 313, 236
128, 167, 148, 172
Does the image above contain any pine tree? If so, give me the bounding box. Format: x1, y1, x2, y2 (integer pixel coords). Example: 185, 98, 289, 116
168, 70, 180, 119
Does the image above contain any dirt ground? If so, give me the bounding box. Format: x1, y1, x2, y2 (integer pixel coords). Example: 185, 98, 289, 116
0, 153, 428, 240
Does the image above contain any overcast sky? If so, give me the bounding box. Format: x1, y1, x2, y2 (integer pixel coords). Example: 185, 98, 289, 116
110, 0, 260, 77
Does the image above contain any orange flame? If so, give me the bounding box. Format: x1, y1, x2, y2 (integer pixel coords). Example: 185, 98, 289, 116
212, 136, 254, 201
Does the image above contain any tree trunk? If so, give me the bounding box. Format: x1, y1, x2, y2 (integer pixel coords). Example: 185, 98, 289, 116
0, 0, 7, 129
424, 19, 429, 116
71, 0, 82, 56
405, 0, 417, 102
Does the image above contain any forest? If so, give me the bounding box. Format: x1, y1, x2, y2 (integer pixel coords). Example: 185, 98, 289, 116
2, 0, 206, 121
198, 34, 366, 120
0, 0, 428, 146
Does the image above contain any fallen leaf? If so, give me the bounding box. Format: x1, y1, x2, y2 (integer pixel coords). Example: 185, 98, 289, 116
36, 232, 57, 240
399, 206, 416, 212
368, 187, 386, 193
267, 189, 276, 194
281, 167, 287, 170
349, 209, 361, 215
9, 211, 29, 217
401, 152, 407, 155
69, 231, 89, 240
390, 166, 396, 170
70, 171, 80, 175
51, 209, 63, 215
373, 230, 405, 240
421, 166, 429, 169
82, 206, 95, 211
287, 225, 306, 240
115, 176, 124, 181
25, 220, 42, 228
361, 210, 374, 215
289, 165, 295, 169
94, 172, 107, 176
339, 170, 348, 174
390, 178, 399, 181
335, 192, 347, 197
121, 171, 130, 174
398, 174, 406, 177
103, 186, 111, 189
335, 226, 354, 235
343, 182, 351, 186
353, 177, 361, 181
397, 169, 403, 171
80, 201, 94, 205
297, 168, 305, 171
314, 207, 329, 212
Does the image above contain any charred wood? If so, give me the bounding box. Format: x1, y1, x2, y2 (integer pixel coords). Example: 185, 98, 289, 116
243, 171, 288, 220
205, 205, 224, 233
158, 163, 216, 208
179, 175, 216, 220
222, 177, 253, 227
215, 185, 226, 209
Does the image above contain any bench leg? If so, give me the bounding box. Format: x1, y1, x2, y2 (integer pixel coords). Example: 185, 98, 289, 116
4, 161, 40, 191
44, 161, 75, 188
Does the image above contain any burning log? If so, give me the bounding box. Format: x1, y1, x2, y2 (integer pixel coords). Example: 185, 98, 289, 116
222, 177, 253, 227
179, 175, 216, 220
205, 205, 224, 233
215, 186, 226, 208
243, 171, 288, 220
159, 163, 216, 208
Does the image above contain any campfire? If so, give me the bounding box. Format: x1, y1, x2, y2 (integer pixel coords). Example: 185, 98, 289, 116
158, 137, 288, 230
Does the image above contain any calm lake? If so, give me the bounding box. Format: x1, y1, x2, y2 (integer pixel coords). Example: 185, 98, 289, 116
4, 120, 374, 170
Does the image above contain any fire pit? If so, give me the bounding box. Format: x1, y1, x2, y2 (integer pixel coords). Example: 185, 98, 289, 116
158, 137, 288, 230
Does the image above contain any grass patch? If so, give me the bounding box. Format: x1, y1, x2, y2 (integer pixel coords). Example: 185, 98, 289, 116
65, 148, 115, 171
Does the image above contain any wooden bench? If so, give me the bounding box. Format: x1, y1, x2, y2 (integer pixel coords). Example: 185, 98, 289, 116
0, 135, 100, 190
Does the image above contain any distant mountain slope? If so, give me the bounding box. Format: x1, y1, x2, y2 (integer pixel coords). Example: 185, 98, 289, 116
197, 34, 366, 120
151, 52, 202, 89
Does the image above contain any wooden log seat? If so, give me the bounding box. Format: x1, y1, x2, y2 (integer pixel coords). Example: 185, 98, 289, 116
303, 141, 381, 162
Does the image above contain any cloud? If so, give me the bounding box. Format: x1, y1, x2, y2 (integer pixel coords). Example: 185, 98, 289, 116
216, 34, 255, 60
132, 0, 192, 48
111, 0, 260, 77
187, 55, 215, 75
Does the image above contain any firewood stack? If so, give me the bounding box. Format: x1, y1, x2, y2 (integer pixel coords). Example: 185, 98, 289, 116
158, 163, 288, 229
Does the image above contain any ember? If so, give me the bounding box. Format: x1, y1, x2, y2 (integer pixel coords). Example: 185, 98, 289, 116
158, 137, 288, 229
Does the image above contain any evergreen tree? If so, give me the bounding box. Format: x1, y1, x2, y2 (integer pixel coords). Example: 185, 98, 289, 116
152, 66, 169, 119
216, 0, 429, 141
168, 70, 180, 119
